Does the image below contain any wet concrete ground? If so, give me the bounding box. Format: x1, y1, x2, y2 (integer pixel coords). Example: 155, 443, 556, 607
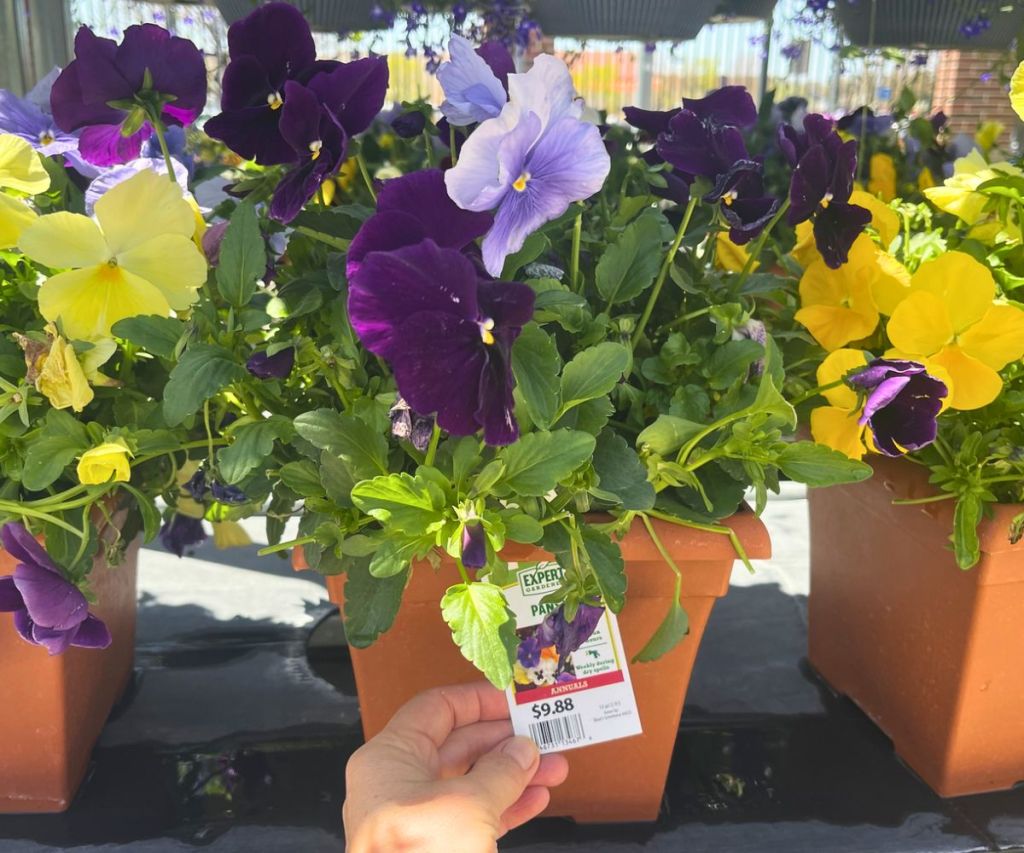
2, 486, 1023, 852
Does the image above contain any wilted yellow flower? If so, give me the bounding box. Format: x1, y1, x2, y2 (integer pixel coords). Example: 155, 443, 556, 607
868, 153, 897, 202
18, 168, 207, 341
77, 439, 132, 485
213, 520, 253, 549
886, 252, 1024, 409
0, 134, 49, 248
715, 231, 758, 272
14, 326, 116, 412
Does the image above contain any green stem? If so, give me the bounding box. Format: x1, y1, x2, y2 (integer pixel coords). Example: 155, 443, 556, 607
423, 129, 435, 167
661, 305, 711, 333
357, 153, 377, 203
646, 508, 754, 574
631, 195, 698, 349
891, 494, 955, 506
456, 557, 471, 584
639, 513, 683, 582
148, 115, 179, 185
203, 400, 215, 465
449, 125, 458, 166
257, 534, 316, 557
733, 198, 789, 291
424, 422, 442, 468
790, 377, 846, 407
294, 226, 349, 251
569, 207, 583, 292
0, 502, 85, 537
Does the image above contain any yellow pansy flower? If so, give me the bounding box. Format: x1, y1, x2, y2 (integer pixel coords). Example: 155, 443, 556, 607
337, 157, 359, 192
213, 520, 253, 549
796, 236, 888, 350
975, 121, 1004, 154
917, 167, 936, 191
18, 168, 207, 341
809, 348, 871, 460
924, 150, 1022, 226
77, 439, 133, 485
868, 153, 897, 202
0, 134, 49, 248
886, 251, 1024, 409
1012, 59, 1024, 121
792, 220, 819, 268
792, 190, 899, 268
715, 231, 758, 272
320, 177, 337, 206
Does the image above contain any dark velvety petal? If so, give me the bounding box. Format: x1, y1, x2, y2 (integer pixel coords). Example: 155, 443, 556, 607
13, 562, 88, 631
623, 105, 679, 136
246, 348, 295, 379
803, 113, 836, 147
269, 155, 333, 223
49, 39, 125, 132
308, 57, 389, 137
683, 85, 757, 127
777, 123, 803, 168
0, 522, 62, 575
476, 345, 518, 446
476, 41, 515, 90
656, 112, 717, 177
830, 138, 858, 203
67, 27, 133, 109
115, 24, 207, 124
0, 576, 23, 611
70, 613, 112, 649
461, 523, 488, 568
77, 122, 149, 166
160, 515, 206, 558
704, 159, 761, 203
723, 195, 781, 244
348, 239, 480, 357
226, 1, 316, 89
278, 81, 323, 153
390, 311, 488, 437
219, 54, 274, 111
391, 110, 427, 138
656, 167, 691, 206
210, 480, 248, 504
204, 105, 297, 166
788, 144, 829, 224
375, 169, 493, 249
477, 280, 535, 329
813, 201, 872, 268
346, 210, 430, 278
709, 124, 750, 170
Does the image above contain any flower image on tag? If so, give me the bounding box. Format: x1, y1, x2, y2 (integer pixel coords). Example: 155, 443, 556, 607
503, 561, 642, 753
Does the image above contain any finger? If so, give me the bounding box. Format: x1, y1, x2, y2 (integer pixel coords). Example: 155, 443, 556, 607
500, 785, 551, 833
531, 753, 570, 788
450, 736, 539, 818
437, 719, 513, 778
385, 682, 510, 749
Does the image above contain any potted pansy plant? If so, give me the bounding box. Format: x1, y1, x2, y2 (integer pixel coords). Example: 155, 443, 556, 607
195, 4, 869, 822
758, 74, 1024, 800
0, 22, 265, 812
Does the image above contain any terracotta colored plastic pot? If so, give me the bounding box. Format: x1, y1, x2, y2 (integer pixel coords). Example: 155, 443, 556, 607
0, 537, 139, 813
808, 455, 1024, 797
300, 511, 770, 823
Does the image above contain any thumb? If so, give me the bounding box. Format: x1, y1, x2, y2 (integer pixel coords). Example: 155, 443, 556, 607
458, 736, 540, 818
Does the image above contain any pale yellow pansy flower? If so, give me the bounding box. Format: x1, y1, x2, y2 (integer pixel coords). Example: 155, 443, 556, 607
213, 520, 253, 549
77, 438, 133, 485
886, 251, 1024, 409
924, 150, 1022, 226
975, 121, 1004, 154
0, 133, 50, 248
868, 153, 897, 202
18, 168, 207, 341
715, 231, 758, 273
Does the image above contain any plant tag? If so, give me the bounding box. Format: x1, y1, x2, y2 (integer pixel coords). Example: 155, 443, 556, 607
502, 560, 642, 753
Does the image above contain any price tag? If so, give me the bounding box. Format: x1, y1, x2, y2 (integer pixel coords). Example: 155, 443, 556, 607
502, 560, 642, 753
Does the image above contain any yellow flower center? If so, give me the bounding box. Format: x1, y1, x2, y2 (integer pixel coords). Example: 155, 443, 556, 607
309, 139, 323, 160
821, 191, 833, 209
723, 190, 737, 206
267, 91, 284, 110
38, 131, 55, 146
479, 317, 496, 346
512, 172, 530, 192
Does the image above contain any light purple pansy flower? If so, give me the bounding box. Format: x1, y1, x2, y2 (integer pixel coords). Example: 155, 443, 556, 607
84, 157, 190, 214
437, 35, 515, 127
445, 54, 610, 276
0, 68, 79, 157
0, 522, 111, 655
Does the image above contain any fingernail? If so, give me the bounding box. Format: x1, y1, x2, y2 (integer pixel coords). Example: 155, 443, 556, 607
502, 736, 538, 770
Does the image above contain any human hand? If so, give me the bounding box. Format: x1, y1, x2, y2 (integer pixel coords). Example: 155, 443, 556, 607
343, 681, 570, 853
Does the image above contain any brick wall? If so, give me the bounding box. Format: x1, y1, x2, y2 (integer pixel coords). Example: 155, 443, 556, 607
932, 50, 1018, 146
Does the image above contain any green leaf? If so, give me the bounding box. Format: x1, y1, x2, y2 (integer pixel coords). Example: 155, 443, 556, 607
633, 600, 689, 663
216, 201, 265, 307
592, 430, 655, 510
705, 339, 764, 390
163, 344, 248, 426
351, 472, 447, 534
496, 430, 596, 496
294, 410, 388, 479
343, 557, 409, 647
369, 537, 427, 578
21, 411, 90, 491
749, 370, 797, 429
559, 342, 630, 415
440, 582, 516, 688
502, 512, 544, 544
320, 450, 356, 507
953, 493, 983, 570
119, 483, 162, 543
111, 315, 185, 359
637, 414, 705, 457
512, 324, 561, 428
278, 460, 325, 497
581, 526, 626, 613
776, 441, 872, 487
218, 416, 294, 484
595, 211, 664, 305
501, 232, 549, 278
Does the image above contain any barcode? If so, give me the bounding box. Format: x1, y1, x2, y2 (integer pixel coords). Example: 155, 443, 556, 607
528, 713, 587, 749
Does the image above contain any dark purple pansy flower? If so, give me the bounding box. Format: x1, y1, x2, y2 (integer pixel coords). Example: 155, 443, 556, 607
160, 514, 207, 557
536, 602, 604, 658
391, 109, 427, 138
706, 160, 781, 244
204, 2, 339, 165
682, 85, 758, 128
623, 105, 680, 138
0, 522, 111, 654
656, 110, 751, 182
210, 480, 248, 505
185, 467, 208, 502
837, 106, 893, 138
348, 239, 534, 445
785, 113, 870, 268
346, 169, 492, 279
461, 522, 487, 569
50, 24, 206, 166
848, 358, 947, 457
269, 57, 389, 222
246, 347, 294, 379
